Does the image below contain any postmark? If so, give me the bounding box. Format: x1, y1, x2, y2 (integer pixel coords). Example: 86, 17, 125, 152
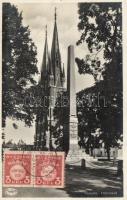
34, 151, 65, 188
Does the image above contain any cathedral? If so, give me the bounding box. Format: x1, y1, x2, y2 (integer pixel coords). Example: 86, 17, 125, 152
34, 9, 66, 150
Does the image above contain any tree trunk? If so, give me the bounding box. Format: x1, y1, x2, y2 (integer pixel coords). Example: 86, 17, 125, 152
106, 146, 110, 161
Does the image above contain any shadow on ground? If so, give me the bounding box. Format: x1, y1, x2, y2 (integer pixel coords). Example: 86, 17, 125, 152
58, 164, 123, 197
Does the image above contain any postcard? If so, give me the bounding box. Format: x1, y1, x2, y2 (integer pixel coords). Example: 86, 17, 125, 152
1, 0, 127, 199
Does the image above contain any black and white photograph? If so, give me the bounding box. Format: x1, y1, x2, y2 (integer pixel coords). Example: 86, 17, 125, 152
1, 0, 126, 198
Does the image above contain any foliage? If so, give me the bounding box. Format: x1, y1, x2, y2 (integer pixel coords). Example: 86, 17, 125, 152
76, 3, 122, 159
2, 3, 38, 127
77, 81, 122, 158
53, 91, 69, 151
76, 2, 122, 81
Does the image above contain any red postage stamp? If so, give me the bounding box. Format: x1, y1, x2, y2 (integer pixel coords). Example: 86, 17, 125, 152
34, 152, 65, 188
3, 151, 32, 187
3, 151, 65, 188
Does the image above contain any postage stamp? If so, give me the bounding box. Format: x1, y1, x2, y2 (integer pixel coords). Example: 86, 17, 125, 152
3, 151, 32, 187
34, 152, 65, 188
3, 151, 65, 188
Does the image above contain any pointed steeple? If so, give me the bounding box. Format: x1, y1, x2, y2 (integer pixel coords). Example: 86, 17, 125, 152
49, 54, 53, 75
41, 25, 50, 80
51, 8, 62, 84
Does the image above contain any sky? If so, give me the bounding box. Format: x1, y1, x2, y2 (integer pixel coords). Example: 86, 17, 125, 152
5, 3, 95, 144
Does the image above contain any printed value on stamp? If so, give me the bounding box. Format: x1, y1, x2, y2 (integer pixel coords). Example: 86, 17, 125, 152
34, 152, 65, 188
3, 151, 32, 187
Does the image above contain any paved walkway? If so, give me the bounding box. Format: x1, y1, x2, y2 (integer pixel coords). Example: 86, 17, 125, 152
3, 160, 123, 197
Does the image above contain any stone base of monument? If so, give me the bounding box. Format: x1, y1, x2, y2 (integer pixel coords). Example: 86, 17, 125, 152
66, 145, 97, 166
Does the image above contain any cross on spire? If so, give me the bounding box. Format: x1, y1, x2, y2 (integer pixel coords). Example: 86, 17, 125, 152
45, 25, 47, 38
55, 7, 57, 21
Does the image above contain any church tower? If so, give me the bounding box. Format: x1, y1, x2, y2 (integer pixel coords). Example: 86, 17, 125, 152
34, 9, 65, 150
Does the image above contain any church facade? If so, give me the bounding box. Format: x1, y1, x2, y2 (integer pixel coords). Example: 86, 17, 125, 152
34, 10, 66, 150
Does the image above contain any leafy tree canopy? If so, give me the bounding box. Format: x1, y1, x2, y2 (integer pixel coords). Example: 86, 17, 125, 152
76, 2, 122, 83
76, 3, 122, 159
2, 3, 39, 127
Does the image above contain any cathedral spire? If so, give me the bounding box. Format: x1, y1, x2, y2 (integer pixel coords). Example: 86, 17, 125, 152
40, 25, 50, 81
51, 8, 62, 84
49, 55, 53, 75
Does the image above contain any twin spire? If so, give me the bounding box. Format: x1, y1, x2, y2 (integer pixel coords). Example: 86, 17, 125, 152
41, 8, 65, 85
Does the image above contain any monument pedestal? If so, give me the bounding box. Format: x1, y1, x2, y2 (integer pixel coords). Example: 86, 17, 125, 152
66, 145, 95, 165
66, 144, 83, 165
65, 116, 86, 165
65, 116, 97, 165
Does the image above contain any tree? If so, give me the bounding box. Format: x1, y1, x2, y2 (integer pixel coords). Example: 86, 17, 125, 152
53, 91, 69, 152
2, 3, 38, 127
76, 3, 122, 160
77, 81, 122, 160
76, 3, 122, 83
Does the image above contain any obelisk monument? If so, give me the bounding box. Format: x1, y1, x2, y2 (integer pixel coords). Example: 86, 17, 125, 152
66, 45, 79, 163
